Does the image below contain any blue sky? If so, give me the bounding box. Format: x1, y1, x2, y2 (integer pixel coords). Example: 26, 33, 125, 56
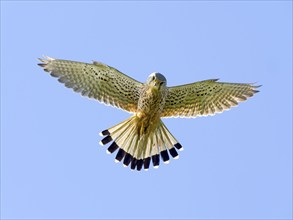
1, 1, 292, 219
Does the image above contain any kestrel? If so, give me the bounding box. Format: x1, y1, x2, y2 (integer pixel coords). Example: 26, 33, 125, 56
38, 56, 260, 171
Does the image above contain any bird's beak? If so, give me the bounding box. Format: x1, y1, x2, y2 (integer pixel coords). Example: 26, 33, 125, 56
154, 79, 161, 87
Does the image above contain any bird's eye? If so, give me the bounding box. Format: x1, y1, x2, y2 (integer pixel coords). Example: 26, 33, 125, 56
160, 82, 164, 85
152, 76, 155, 81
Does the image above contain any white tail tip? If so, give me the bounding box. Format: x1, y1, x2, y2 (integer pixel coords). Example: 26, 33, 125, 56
114, 159, 120, 163
154, 165, 159, 169
99, 141, 104, 146
163, 160, 170, 164
174, 155, 179, 160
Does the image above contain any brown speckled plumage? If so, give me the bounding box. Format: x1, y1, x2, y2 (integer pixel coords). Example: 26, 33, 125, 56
38, 56, 260, 171
38, 57, 143, 113
162, 79, 260, 118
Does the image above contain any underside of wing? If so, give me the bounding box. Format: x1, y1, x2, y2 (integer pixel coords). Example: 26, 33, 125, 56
38, 56, 143, 113
162, 79, 260, 118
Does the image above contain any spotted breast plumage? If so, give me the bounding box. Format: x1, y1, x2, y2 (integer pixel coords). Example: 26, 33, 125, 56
38, 56, 260, 171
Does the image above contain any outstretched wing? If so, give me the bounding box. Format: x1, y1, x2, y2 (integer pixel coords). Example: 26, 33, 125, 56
38, 56, 143, 113
162, 79, 260, 118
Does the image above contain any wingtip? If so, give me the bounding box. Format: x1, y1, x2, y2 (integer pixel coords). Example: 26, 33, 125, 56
43, 55, 54, 60
37, 63, 46, 67
37, 55, 55, 70
38, 55, 55, 62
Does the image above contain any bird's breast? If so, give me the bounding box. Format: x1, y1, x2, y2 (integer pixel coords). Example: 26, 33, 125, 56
135, 86, 167, 137
137, 86, 165, 117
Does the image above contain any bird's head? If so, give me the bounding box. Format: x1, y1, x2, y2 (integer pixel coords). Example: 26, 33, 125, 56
146, 72, 167, 90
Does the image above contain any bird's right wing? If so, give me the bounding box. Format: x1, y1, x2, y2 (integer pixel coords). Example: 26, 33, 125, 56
162, 79, 260, 118
38, 56, 143, 113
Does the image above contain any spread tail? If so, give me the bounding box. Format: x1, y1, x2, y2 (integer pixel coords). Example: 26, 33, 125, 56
99, 116, 183, 171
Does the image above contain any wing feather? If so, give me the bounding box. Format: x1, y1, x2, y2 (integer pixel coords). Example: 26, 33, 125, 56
162, 79, 260, 118
38, 56, 143, 113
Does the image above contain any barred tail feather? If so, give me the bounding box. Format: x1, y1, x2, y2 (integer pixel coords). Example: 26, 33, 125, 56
99, 116, 183, 171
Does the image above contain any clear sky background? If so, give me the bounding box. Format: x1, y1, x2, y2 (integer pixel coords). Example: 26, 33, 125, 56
1, 1, 292, 220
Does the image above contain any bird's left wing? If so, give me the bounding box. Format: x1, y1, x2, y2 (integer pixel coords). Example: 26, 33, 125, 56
38, 56, 143, 113
161, 79, 260, 118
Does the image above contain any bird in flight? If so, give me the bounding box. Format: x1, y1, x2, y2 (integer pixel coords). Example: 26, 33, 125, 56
38, 56, 260, 171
